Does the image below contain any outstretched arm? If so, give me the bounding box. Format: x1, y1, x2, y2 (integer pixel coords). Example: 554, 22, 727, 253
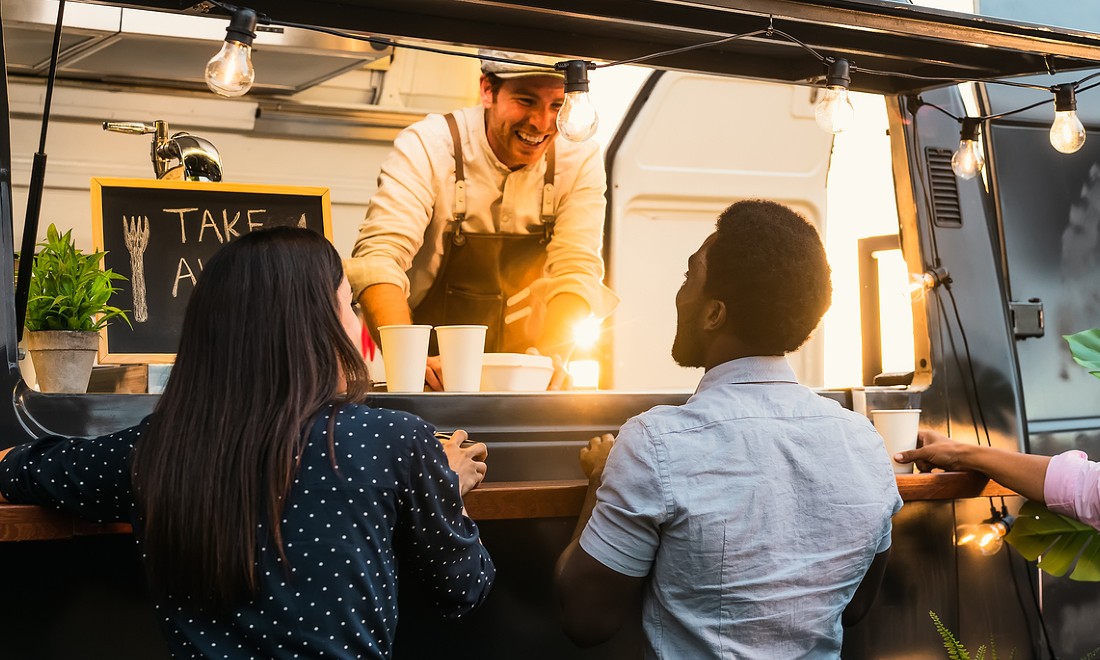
894, 429, 1049, 502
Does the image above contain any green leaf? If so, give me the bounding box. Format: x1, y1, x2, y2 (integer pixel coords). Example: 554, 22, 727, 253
24, 223, 130, 332
1065, 328, 1100, 380
929, 611, 970, 660
1004, 501, 1100, 581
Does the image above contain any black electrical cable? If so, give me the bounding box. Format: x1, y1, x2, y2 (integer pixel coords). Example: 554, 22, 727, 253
942, 283, 994, 447
205, 0, 1100, 125
1003, 545, 1042, 658
14, 0, 66, 341
1023, 553, 1060, 659
933, 288, 985, 444
598, 29, 770, 68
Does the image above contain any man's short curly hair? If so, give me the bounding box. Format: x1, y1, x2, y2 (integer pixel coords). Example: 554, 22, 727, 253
705, 200, 832, 354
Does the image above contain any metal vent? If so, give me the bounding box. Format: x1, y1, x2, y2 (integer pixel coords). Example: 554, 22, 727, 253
925, 148, 963, 227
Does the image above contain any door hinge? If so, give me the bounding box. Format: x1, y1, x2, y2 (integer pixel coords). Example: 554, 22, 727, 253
1010, 299, 1044, 339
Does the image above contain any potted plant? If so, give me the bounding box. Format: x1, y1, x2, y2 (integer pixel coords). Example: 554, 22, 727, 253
23, 223, 130, 393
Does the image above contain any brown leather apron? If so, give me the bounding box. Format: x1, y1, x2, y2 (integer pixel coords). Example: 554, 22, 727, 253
413, 112, 556, 354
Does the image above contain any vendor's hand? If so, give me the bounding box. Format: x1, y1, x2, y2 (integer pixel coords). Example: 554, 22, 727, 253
425, 355, 444, 392
893, 429, 971, 473
438, 430, 488, 496
526, 348, 573, 390
580, 433, 615, 482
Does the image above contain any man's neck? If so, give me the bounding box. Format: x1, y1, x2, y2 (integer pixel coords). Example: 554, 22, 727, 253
703, 336, 768, 371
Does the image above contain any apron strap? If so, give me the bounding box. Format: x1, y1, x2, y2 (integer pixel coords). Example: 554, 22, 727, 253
444, 112, 467, 245
540, 141, 556, 244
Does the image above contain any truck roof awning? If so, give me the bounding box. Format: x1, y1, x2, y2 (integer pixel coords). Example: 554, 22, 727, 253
101, 0, 1100, 94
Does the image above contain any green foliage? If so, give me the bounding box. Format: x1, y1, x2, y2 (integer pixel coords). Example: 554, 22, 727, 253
930, 611, 970, 660
23, 223, 130, 332
1065, 328, 1100, 379
1005, 500, 1100, 581
1002, 330, 1100, 581
930, 613, 1019, 660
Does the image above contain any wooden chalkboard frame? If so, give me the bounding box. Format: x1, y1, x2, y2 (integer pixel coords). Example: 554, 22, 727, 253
91, 178, 333, 364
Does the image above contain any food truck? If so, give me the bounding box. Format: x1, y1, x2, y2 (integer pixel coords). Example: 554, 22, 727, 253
1, 0, 1099, 657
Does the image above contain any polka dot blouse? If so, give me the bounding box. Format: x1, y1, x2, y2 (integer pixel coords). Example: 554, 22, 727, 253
0, 403, 495, 659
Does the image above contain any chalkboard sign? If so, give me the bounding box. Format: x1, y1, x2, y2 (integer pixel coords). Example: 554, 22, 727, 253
91, 178, 332, 363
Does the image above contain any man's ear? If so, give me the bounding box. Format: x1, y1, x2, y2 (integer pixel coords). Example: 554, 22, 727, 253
479, 75, 495, 108
702, 299, 726, 332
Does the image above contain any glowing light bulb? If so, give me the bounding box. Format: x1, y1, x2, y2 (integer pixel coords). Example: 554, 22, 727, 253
908, 267, 950, 301
956, 515, 1013, 556
1050, 84, 1086, 154
556, 60, 599, 142
205, 8, 258, 98
951, 118, 984, 180
559, 92, 599, 142
815, 59, 855, 134
955, 524, 978, 547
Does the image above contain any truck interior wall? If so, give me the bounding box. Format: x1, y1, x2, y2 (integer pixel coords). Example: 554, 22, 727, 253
606, 72, 832, 391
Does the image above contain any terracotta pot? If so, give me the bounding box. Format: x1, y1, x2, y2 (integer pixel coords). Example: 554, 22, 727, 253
25, 330, 100, 393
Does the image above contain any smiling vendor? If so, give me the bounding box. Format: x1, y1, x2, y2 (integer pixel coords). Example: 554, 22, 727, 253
346, 50, 617, 390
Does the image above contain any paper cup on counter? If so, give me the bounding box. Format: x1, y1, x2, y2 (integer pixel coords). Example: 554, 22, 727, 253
872, 408, 922, 474
378, 325, 432, 393
435, 325, 487, 392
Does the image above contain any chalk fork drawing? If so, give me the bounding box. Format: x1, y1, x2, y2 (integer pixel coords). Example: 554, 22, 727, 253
123, 215, 150, 323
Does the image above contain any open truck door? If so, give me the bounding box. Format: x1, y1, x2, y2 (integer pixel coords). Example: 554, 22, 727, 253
606, 71, 833, 390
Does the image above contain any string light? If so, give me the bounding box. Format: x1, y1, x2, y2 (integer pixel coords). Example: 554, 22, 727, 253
957, 512, 1014, 556
951, 118, 985, 180
556, 60, 599, 142
201, 4, 1095, 154
1050, 83, 1086, 154
205, 6, 257, 97
815, 59, 856, 134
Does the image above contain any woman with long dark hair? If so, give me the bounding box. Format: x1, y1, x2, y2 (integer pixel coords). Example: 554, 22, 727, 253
0, 227, 494, 658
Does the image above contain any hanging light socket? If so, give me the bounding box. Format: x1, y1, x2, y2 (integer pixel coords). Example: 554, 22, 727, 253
1050, 83, 1086, 154
205, 7, 259, 97
951, 117, 985, 180
815, 58, 856, 133
555, 60, 599, 142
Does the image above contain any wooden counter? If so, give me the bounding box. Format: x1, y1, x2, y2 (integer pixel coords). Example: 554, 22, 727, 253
0, 472, 1016, 543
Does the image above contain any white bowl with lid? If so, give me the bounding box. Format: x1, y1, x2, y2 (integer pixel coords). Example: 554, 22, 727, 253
480, 353, 553, 391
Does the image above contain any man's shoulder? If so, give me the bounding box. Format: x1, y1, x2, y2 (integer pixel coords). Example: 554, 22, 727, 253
399, 111, 452, 141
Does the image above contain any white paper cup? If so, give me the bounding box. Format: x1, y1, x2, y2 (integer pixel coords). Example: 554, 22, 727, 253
872, 408, 922, 474
378, 325, 432, 393
435, 325, 487, 392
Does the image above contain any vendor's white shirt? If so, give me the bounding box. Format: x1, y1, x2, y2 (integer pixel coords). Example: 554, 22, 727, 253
346, 104, 618, 322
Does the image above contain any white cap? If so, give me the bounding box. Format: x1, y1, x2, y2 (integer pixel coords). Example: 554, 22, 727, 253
479, 49, 563, 79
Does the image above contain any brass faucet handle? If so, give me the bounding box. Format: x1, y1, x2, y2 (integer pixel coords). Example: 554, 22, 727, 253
102, 121, 157, 135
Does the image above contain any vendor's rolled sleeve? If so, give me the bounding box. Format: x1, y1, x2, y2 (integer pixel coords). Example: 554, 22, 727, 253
347, 120, 441, 299
580, 419, 669, 577
541, 144, 618, 318
1044, 450, 1100, 530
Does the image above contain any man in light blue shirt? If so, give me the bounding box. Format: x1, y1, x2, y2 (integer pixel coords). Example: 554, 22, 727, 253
555, 200, 903, 658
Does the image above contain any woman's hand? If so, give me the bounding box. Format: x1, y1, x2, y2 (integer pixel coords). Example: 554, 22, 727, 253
439, 430, 488, 496
893, 429, 971, 472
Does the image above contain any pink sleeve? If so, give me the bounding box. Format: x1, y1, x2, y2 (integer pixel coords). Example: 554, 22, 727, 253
1043, 450, 1100, 531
